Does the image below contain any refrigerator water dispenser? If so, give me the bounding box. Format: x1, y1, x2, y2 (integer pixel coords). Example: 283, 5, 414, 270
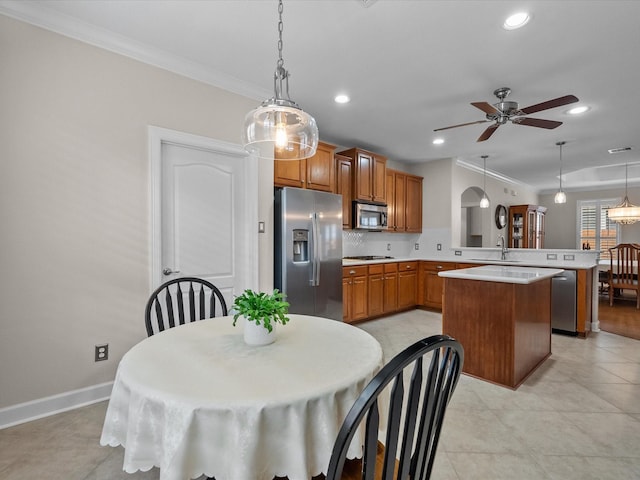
292, 229, 309, 263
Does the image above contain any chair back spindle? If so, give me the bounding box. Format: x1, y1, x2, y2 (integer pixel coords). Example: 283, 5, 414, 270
145, 277, 228, 336
608, 243, 640, 309
326, 335, 464, 480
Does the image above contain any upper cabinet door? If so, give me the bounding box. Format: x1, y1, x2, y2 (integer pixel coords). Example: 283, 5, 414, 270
335, 154, 353, 229
354, 151, 374, 201
372, 154, 387, 204
337, 148, 387, 203
405, 174, 423, 233
305, 142, 336, 192
274, 141, 336, 192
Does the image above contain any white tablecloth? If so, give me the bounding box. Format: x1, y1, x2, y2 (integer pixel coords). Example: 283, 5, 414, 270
100, 314, 383, 480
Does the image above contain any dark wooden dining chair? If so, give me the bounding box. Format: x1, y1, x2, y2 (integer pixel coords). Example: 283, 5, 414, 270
144, 277, 228, 336
326, 335, 464, 480
608, 243, 640, 309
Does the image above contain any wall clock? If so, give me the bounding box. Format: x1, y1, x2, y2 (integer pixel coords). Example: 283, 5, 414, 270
495, 204, 507, 229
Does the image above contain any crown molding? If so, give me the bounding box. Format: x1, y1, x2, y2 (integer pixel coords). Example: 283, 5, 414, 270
0, 0, 270, 101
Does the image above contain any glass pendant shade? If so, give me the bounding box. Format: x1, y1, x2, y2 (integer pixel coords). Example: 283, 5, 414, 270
242, 101, 318, 160
554, 190, 567, 204
241, 0, 318, 161
479, 195, 490, 209
608, 164, 640, 225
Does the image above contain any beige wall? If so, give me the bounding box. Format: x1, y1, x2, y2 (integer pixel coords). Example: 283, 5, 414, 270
540, 187, 640, 250
0, 15, 271, 408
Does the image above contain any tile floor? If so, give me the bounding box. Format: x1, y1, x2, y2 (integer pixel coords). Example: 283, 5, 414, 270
1, 309, 639, 479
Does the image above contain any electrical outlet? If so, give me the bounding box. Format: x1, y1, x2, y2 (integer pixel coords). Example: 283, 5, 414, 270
414, 243, 420, 250
387, 243, 391, 251
95, 344, 109, 362
563, 254, 575, 261
437, 243, 442, 251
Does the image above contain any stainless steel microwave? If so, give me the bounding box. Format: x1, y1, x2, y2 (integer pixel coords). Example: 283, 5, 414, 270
353, 201, 388, 231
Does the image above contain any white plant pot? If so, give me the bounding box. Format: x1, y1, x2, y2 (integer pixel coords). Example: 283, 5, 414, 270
243, 318, 276, 346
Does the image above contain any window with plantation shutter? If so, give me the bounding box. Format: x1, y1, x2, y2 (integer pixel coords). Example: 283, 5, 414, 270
577, 199, 619, 259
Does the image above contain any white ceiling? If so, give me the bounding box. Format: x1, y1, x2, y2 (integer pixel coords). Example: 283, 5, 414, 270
3, 0, 640, 193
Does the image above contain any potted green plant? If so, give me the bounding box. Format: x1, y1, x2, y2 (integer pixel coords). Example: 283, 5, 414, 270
232, 289, 290, 345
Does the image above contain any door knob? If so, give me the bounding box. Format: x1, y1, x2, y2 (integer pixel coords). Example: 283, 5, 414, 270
162, 268, 180, 276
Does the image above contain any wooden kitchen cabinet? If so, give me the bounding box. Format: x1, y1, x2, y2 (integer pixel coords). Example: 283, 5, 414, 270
509, 204, 546, 249
405, 174, 423, 233
383, 263, 398, 313
342, 266, 368, 323
386, 169, 423, 233
367, 264, 384, 317
274, 141, 336, 192
337, 147, 386, 203
386, 170, 405, 232
335, 154, 352, 229
418, 261, 457, 310
398, 261, 418, 309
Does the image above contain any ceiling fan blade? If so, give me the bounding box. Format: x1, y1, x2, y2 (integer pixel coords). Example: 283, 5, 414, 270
477, 124, 499, 142
518, 95, 579, 115
512, 117, 563, 129
471, 102, 499, 115
434, 120, 490, 132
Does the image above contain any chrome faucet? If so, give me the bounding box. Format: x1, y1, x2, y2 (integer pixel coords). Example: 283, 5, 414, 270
497, 235, 508, 261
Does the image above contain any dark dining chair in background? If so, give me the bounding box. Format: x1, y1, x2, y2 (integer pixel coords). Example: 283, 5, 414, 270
144, 277, 228, 336
326, 335, 464, 480
608, 243, 640, 309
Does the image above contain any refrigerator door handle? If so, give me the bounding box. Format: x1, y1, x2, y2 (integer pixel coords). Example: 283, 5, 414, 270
310, 212, 320, 287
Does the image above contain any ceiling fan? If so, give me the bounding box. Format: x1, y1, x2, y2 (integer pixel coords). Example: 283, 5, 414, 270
434, 87, 579, 142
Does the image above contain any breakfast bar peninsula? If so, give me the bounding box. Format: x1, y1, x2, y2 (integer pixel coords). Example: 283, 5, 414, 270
439, 265, 563, 389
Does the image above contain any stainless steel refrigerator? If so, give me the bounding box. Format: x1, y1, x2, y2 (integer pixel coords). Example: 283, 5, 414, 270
274, 187, 343, 321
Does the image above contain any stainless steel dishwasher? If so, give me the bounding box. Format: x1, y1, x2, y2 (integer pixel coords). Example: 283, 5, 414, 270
551, 270, 577, 335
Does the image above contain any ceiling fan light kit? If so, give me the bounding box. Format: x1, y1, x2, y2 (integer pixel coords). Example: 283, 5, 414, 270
554, 141, 567, 204
608, 163, 640, 225
434, 87, 579, 142
242, 0, 318, 160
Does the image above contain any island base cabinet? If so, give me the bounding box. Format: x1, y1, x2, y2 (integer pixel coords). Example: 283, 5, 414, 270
442, 277, 552, 389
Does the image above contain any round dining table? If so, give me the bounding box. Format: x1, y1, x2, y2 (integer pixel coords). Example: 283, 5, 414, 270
100, 314, 383, 480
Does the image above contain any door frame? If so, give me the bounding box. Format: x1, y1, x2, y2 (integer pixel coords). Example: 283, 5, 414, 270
148, 125, 259, 292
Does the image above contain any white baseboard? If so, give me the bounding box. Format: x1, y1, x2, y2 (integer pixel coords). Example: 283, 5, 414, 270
0, 382, 113, 429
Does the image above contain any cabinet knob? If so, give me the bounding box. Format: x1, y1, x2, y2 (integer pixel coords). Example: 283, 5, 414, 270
436, 265, 443, 269
349, 270, 356, 275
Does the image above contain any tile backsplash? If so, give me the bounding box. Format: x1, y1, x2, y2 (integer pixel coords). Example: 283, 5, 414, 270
342, 228, 451, 258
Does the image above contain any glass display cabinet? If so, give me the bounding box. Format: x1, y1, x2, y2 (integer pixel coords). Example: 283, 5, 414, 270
509, 204, 546, 249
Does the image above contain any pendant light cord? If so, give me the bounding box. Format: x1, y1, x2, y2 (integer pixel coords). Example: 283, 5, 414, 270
559, 142, 563, 190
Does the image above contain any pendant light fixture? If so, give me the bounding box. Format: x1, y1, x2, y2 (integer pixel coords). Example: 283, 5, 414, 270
242, 0, 318, 160
479, 155, 490, 208
608, 163, 640, 224
554, 141, 567, 204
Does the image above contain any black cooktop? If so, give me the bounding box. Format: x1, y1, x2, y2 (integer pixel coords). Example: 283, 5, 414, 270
343, 255, 395, 260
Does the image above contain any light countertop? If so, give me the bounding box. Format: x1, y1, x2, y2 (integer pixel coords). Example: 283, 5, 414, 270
342, 256, 597, 270
437, 265, 564, 284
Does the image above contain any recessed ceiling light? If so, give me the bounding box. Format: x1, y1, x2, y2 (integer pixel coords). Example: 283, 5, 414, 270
432, 138, 445, 145
503, 12, 530, 30
334, 94, 350, 104
566, 105, 590, 115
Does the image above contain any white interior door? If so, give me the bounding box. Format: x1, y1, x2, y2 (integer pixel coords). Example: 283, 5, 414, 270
149, 127, 258, 309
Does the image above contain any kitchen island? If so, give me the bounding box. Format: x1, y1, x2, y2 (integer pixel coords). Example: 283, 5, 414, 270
439, 265, 563, 389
